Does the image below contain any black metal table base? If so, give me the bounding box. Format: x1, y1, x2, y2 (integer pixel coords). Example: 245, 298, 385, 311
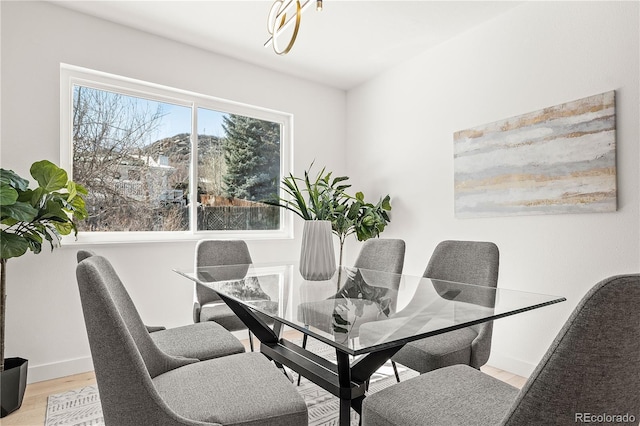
215, 291, 402, 426
261, 340, 401, 426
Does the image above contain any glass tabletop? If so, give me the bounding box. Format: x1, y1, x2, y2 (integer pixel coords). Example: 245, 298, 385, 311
174, 262, 566, 356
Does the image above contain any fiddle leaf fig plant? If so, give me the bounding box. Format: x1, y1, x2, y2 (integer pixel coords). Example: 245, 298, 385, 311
0, 160, 87, 372
333, 191, 391, 267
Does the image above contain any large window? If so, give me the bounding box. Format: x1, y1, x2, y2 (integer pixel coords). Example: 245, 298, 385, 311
60, 65, 292, 242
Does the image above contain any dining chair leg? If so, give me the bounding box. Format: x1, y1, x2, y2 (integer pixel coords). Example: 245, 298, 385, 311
248, 329, 255, 352
391, 360, 400, 383
297, 329, 309, 386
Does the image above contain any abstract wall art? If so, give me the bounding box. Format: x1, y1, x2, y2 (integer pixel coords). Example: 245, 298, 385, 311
453, 91, 616, 218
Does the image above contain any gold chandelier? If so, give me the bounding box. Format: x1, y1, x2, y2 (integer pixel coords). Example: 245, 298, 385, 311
265, 0, 323, 55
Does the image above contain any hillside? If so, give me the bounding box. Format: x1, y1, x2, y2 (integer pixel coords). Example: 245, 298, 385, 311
144, 133, 222, 166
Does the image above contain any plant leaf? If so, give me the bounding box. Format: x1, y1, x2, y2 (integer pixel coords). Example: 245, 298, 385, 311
1, 217, 18, 226
29, 188, 45, 207
0, 161, 86, 259
30, 160, 68, 192
381, 195, 392, 210
0, 168, 30, 191
0, 201, 38, 222
75, 183, 88, 195
0, 231, 30, 259
0, 184, 18, 206
66, 181, 78, 201
22, 231, 43, 255
40, 199, 69, 222
68, 196, 88, 220
331, 176, 350, 186
53, 221, 74, 236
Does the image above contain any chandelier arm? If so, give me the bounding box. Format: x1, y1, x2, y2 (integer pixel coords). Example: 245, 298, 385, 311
264, 0, 314, 53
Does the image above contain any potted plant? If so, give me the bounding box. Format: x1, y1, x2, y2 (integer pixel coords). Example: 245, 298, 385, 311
266, 163, 392, 282
0, 160, 87, 417
267, 164, 347, 280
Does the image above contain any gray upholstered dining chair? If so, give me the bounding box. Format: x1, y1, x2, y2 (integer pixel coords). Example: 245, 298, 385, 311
389, 240, 499, 377
296, 239, 405, 383
297, 239, 406, 340
297, 238, 406, 337
193, 239, 275, 352
362, 274, 640, 425
77, 249, 245, 361
76, 254, 308, 426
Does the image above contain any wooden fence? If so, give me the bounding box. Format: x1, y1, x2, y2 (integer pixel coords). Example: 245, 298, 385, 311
194, 205, 280, 230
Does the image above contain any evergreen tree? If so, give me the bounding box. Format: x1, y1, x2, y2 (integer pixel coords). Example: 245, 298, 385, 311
222, 114, 280, 201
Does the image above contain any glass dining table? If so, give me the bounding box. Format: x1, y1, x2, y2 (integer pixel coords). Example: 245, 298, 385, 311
174, 262, 565, 426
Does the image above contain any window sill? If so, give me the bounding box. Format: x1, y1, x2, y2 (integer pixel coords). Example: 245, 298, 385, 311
61, 228, 294, 246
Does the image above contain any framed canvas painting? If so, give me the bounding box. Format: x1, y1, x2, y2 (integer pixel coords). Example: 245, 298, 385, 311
454, 91, 616, 218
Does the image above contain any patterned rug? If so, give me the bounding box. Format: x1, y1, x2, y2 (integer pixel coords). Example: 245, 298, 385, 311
45, 339, 418, 426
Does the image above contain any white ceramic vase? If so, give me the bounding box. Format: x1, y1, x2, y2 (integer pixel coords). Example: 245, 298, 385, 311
299, 220, 336, 281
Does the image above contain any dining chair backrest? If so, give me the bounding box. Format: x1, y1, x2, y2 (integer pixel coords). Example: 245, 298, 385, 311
194, 239, 253, 309
296, 238, 406, 351
502, 274, 640, 424
76, 249, 96, 263
76, 255, 197, 425
354, 238, 406, 273
424, 240, 499, 368
195, 239, 253, 267
352, 239, 406, 293
424, 240, 499, 289
78, 255, 194, 378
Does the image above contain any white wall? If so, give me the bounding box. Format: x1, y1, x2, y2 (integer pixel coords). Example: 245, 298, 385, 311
346, 1, 639, 376
0, 1, 346, 382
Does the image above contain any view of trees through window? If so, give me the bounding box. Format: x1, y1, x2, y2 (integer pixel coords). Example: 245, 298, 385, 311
72, 85, 281, 233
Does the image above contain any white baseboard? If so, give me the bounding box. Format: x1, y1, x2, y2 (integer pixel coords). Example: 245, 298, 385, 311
27, 356, 95, 384
27, 330, 250, 384
487, 353, 537, 378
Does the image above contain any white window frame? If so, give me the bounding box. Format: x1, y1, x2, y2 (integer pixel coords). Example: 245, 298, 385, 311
60, 63, 293, 244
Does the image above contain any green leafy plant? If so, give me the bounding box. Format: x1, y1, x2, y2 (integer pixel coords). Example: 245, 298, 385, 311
332, 191, 391, 268
269, 163, 351, 221
0, 160, 87, 372
266, 163, 392, 269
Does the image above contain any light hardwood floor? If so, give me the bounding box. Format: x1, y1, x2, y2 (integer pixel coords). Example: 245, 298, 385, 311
2, 332, 527, 426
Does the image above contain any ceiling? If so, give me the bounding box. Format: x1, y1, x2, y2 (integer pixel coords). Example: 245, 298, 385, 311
51, 0, 524, 90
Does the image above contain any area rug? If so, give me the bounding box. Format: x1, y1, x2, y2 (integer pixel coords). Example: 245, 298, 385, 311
45, 339, 418, 426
